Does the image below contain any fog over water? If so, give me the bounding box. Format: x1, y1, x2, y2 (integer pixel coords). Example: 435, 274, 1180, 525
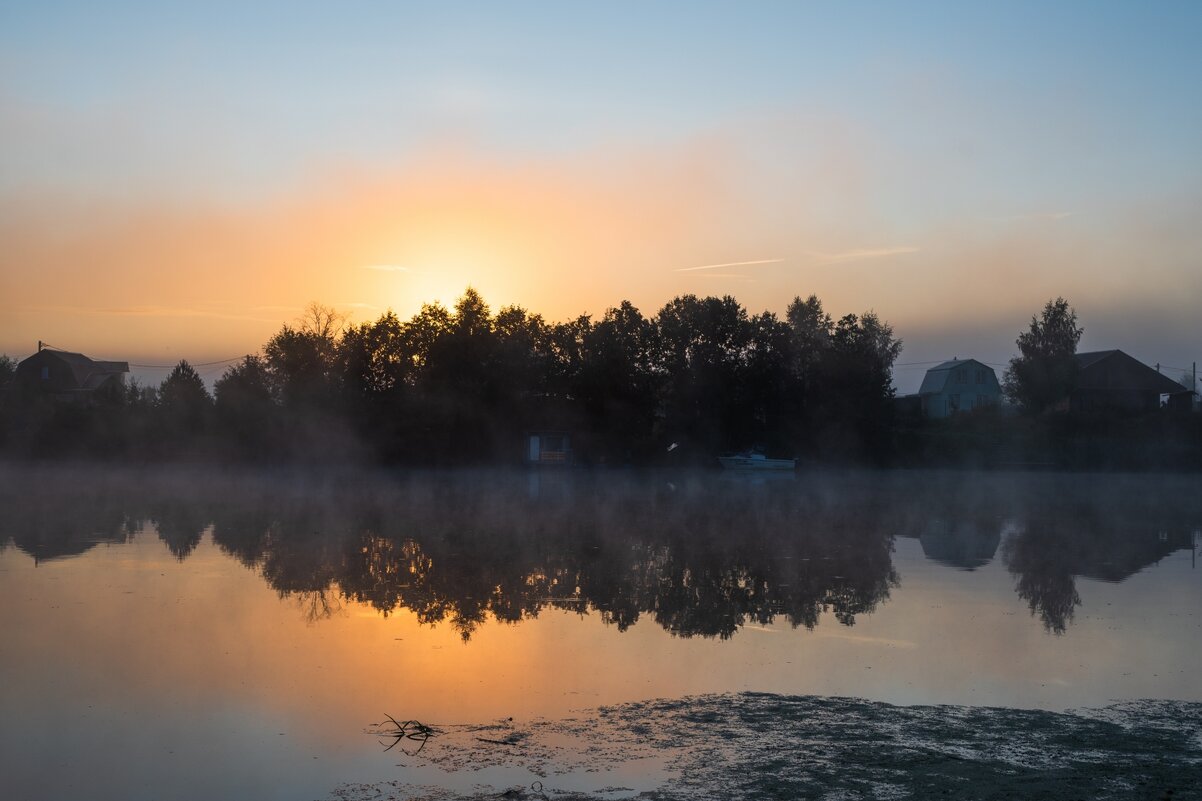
1, 465, 1199, 800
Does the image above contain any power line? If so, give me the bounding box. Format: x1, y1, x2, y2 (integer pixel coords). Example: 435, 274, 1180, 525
128, 356, 248, 369
32, 341, 249, 369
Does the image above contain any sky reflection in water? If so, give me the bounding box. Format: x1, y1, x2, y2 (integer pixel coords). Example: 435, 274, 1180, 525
0, 466, 1199, 801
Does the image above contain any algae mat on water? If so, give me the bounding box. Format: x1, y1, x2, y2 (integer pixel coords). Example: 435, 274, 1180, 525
330, 692, 1202, 800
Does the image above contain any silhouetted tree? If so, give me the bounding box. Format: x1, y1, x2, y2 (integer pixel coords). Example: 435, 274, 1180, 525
0, 354, 14, 395
782, 295, 833, 451
157, 360, 211, 449
577, 301, 660, 463
785, 295, 832, 387
214, 356, 278, 459
655, 295, 754, 456
493, 304, 552, 399
264, 322, 341, 410
416, 288, 501, 460
335, 310, 413, 459
1004, 297, 1083, 414
547, 314, 592, 398
737, 310, 793, 451
826, 311, 903, 459
0, 355, 15, 447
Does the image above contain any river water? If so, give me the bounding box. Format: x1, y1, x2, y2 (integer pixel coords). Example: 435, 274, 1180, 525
1, 465, 1199, 800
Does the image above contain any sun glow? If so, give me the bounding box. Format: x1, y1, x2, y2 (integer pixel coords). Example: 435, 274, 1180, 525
364, 221, 531, 313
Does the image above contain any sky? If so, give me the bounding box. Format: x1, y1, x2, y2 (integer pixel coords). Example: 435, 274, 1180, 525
2, 1, 1200, 392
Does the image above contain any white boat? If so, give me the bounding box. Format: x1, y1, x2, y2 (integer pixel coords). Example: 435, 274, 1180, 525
717, 452, 796, 471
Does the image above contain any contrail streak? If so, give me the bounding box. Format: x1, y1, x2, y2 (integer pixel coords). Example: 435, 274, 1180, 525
812, 247, 918, 264
675, 258, 784, 272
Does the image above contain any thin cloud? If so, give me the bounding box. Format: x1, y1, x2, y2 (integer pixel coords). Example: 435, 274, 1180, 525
692, 273, 755, 280
812, 246, 919, 264
674, 258, 783, 272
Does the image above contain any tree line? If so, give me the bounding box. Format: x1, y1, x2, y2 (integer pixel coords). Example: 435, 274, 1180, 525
0, 290, 902, 464
3, 292, 1196, 467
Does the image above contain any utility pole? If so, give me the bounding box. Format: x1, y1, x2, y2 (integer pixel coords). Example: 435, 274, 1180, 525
37, 340, 43, 352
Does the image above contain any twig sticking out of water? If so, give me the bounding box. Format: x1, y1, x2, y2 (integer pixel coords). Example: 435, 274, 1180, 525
377, 714, 439, 754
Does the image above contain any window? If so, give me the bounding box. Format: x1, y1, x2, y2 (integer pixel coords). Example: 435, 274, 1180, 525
976, 370, 985, 384
948, 394, 960, 412
40, 366, 49, 380
956, 369, 967, 384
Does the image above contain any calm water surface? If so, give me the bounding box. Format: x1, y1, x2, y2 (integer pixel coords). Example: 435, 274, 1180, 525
1, 465, 1199, 800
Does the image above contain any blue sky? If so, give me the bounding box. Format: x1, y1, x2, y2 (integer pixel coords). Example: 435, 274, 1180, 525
2, 1, 1200, 390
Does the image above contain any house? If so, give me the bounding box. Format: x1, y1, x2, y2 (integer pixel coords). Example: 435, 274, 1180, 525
13, 347, 129, 402
917, 358, 1001, 419
1071, 350, 1187, 414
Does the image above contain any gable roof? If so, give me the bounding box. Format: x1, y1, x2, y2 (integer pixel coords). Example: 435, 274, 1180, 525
1074, 349, 1184, 394
918, 358, 997, 395
1075, 350, 1120, 370
51, 351, 129, 389
19, 350, 129, 391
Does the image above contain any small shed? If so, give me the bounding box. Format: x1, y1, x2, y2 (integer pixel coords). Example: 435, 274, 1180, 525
526, 431, 573, 465
918, 358, 1001, 419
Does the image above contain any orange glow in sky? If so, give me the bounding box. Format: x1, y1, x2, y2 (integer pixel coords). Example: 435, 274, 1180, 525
2, 4, 1200, 387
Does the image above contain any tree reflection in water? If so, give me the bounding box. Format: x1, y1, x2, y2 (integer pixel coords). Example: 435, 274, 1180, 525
320, 474, 902, 640
2, 468, 1198, 638
1000, 480, 1198, 634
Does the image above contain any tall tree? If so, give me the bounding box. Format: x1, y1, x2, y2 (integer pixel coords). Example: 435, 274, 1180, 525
783, 295, 834, 449
577, 301, 660, 462
158, 360, 212, 446
214, 356, 278, 459
339, 311, 411, 400
417, 288, 504, 461
654, 295, 753, 456
1004, 297, 1083, 414
816, 311, 903, 461
264, 304, 344, 411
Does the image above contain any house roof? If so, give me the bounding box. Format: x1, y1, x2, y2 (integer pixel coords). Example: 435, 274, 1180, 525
1075, 350, 1120, 369
21, 350, 129, 391
1074, 349, 1184, 394
918, 358, 996, 395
